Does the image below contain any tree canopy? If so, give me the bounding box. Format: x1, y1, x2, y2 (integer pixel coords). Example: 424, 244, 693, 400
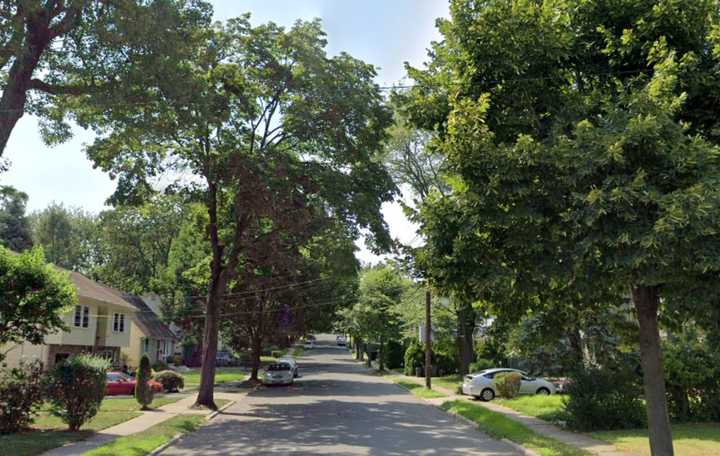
74, 15, 397, 408
402, 1, 720, 454
0, 0, 213, 156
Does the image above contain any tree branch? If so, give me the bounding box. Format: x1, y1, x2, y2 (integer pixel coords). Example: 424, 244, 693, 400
27, 78, 98, 95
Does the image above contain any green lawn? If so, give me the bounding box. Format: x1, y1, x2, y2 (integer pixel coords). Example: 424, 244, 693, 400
183, 367, 247, 388
432, 374, 463, 393
593, 422, 720, 456
84, 415, 205, 456
441, 400, 589, 456
388, 376, 447, 399
496, 395, 566, 423
0, 393, 188, 456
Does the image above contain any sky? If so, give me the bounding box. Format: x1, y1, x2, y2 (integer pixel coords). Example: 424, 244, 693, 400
0, 0, 449, 264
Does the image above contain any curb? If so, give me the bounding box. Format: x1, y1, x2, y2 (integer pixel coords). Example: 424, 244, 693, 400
208, 398, 236, 420
501, 438, 541, 456
433, 403, 539, 456
149, 400, 236, 456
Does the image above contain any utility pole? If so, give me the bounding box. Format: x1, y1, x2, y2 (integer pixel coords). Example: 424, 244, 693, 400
425, 288, 432, 389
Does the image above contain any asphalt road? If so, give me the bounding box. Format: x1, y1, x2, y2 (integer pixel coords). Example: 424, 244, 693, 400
160, 335, 519, 456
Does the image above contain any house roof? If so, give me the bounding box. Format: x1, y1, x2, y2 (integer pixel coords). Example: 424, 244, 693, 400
69, 271, 138, 312
120, 294, 177, 341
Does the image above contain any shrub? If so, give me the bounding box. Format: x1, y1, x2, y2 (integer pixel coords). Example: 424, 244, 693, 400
152, 360, 168, 372
167, 354, 183, 365
404, 340, 425, 376
271, 350, 284, 359
469, 358, 494, 374
663, 329, 720, 421
383, 340, 404, 369
0, 360, 45, 433
154, 370, 185, 392
135, 354, 154, 410
46, 354, 109, 431
563, 367, 645, 431
494, 372, 521, 398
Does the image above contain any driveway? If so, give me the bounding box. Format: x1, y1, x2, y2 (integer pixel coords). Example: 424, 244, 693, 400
160, 336, 519, 455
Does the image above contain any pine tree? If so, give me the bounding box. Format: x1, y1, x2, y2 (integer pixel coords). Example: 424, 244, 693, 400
135, 354, 154, 410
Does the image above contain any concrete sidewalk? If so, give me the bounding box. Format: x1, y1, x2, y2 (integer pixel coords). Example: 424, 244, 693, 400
41, 391, 246, 456
398, 375, 636, 456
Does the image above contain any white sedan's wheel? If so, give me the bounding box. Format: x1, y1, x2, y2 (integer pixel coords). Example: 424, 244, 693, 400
480, 388, 495, 401
536, 387, 550, 395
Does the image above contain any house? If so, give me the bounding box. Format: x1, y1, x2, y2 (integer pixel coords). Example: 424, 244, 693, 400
119, 294, 177, 368
3, 271, 137, 369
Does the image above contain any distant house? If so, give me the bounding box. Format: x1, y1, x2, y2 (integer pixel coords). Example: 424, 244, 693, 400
3, 271, 137, 369
118, 294, 177, 368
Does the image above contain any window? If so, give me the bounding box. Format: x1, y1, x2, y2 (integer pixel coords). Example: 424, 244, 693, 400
73, 305, 89, 328
112, 313, 125, 332
144, 338, 149, 353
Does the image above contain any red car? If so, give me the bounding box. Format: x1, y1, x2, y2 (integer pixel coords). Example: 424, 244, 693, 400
105, 371, 163, 396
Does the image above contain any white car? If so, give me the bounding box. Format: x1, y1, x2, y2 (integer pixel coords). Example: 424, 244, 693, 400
262, 362, 295, 386
278, 357, 299, 378
462, 368, 556, 401
303, 340, 315, 349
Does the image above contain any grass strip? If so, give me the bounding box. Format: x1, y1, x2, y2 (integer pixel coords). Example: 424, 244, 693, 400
387, 375, 447, 399
432, 375, 463, 393
84, 415, 205, 456
495, 395, 567, 423
184, 367, 247, 388
592, 422, 720, 456
441, 400, 589, 456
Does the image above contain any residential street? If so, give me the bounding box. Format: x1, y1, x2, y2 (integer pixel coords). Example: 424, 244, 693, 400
160, 336, 519, 455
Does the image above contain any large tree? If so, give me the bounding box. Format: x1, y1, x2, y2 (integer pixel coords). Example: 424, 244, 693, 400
0, 0, 212, 157
30, 203, 98, 272
93, 194, 188, 294
80, 17, 396, 408
404, 1, 720, 454
0, 185, 32, 251
339, 264, 408, 370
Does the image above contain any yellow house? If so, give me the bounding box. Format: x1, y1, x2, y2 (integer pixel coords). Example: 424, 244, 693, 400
119, 294, 177, 368
3, 271, 137, 369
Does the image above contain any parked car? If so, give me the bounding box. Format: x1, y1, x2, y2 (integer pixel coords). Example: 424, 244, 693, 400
106, 371, 163, 396
262, 362, 295, 386
461, 368, 556, 401
336, 335, 346, 346
216, 351, 236, 366
303, 339, 315, 349
278, 357, 299, 378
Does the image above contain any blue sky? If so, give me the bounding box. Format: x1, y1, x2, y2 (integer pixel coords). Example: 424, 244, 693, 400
0, 0, 448, 263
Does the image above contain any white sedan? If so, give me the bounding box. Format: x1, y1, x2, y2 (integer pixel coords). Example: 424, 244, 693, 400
278, 357, 299, 378
462, 368, 556, 401
262, 362, 295, 386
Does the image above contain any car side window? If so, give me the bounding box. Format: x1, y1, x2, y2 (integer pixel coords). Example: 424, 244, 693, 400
483, 373, 495, 379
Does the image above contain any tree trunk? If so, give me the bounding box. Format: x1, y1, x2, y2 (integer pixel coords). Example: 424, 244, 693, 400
457, 302, 475, 375
250, 334, 262, 381
356, 338, 363, 360
195, 182, 224, 410
567, 327, 585, 366
0, 10, 56, 156
378, 338, 385, 371
632, 285, 674, 456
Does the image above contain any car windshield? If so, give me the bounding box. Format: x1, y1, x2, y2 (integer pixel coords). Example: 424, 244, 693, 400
108, 373, 129, 382
267, 363, 291, 371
